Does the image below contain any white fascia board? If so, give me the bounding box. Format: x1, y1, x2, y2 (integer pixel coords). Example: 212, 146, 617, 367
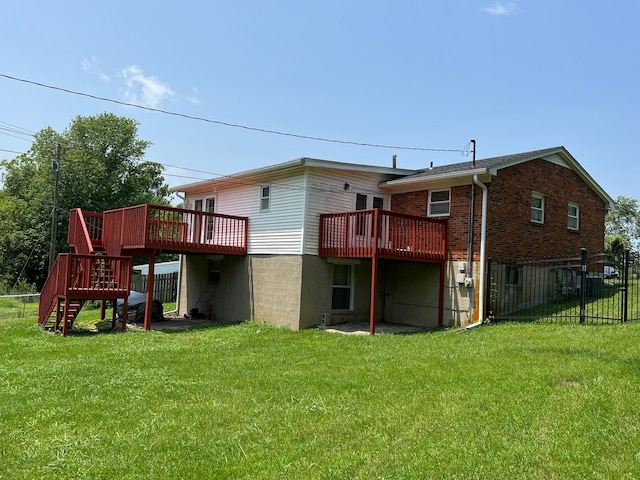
381, 168, 491, 193
171, 157, 416, 193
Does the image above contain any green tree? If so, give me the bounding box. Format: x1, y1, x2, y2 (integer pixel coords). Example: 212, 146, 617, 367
605, 196, 640, 253
0, 112, 171, 288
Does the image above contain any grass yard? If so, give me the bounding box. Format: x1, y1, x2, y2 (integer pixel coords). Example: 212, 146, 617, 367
2, 317, 640, 479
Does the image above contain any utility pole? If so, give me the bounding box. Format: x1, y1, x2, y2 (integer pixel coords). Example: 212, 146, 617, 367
48, 144, 61, 273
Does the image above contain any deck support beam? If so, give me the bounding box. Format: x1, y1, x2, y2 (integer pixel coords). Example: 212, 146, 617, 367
369, 255, 378, 335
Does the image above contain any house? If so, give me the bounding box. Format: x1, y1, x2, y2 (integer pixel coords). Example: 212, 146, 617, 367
171, 146, 615, 332
37, 146, 614, 335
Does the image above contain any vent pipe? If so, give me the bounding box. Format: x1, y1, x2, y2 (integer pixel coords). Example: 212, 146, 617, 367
471, 139, 476, 168
392, 154, 397, 168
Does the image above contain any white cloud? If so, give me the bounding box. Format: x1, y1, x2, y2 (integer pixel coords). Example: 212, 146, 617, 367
120, 65, 175, 108
81, 56, 110, 82
482, 1, 516, 16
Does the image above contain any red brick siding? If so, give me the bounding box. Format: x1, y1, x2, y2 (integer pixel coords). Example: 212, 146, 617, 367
485, 159, 605, 259
391, 158, 606, 261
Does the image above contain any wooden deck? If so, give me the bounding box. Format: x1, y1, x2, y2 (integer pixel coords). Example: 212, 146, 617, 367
101, 204, 248, 256
319, 209, 447, 262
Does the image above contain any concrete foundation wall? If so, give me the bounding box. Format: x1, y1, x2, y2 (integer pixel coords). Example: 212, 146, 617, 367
249, 255, 303, 329
382, 261, 441, 328
179, 255, 251, 323
178, 254, 483, 331
441, 261, 475, 327
299, 256, 333, 329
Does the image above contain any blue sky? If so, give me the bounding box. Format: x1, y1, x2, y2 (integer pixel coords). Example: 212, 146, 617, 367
1, 1, 638, 201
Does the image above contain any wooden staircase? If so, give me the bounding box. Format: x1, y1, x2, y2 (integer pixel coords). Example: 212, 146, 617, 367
38, 204, 249, 335
38, 209, 132, 336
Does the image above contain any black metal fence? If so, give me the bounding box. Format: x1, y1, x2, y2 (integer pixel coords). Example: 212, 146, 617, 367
486, 249, 640, 324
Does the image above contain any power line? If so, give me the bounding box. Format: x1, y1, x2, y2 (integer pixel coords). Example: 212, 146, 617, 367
0, 72, 465, 153
0, 120, 35, 136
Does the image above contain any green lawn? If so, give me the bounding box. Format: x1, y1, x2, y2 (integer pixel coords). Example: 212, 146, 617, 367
2, 317, 640, 479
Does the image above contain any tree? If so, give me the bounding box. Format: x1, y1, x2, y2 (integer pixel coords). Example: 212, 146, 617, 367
605, 195, 640, 253
0, 113, 171, 288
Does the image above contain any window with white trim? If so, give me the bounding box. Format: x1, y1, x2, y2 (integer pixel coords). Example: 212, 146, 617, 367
568, 202, 579, 230
428, 189, 450, 217
331, 264, 353, 310
260, 185, 270, 212
531, 193, 545, 224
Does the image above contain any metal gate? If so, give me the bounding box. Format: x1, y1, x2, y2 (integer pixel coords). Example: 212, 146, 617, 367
486, 249, 640, 324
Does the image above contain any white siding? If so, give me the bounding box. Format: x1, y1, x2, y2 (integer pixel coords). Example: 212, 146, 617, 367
185, 167, 307, 255
303, 168, 397, 255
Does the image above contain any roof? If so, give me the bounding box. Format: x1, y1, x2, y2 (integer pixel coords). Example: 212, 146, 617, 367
133, 261, 180, 276
171, 157, 415, 193
382, 146, 615, 209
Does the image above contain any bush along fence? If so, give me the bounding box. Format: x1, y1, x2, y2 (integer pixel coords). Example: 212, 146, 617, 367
130, 271, 178, 304
485, 249, 640, 324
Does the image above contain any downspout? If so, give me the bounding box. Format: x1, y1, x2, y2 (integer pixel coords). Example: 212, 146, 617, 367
467, 174, 487, 330
467, 139, 476, 277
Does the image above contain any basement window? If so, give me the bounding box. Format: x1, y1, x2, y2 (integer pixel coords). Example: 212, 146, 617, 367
208, 259, 221, 286
331, 264, 353, 310
428, 189, 450, 217
568, 202, 579, 230
531, 192, 545, 224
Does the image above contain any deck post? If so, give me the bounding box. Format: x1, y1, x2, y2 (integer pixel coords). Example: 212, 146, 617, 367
62, 296, 70, 337
438, 261, 445, 326
369, 255, 378, 335
144, 255, 156, 331
111, 299, 117, 329
369, 208, 380, 335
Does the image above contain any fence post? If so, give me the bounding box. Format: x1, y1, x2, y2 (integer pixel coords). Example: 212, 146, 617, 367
485, 258, 492, 322
622, 249, 629, 323
579, 248, 587, 324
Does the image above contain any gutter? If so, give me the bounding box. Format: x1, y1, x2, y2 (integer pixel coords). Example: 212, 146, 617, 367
466, 175, 488, 330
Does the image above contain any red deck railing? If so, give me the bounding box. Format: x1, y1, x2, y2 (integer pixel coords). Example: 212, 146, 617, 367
38, 253, 132, 325
68, 209, 104, 254
103, 204, 248, 255
319, 209, 447, 262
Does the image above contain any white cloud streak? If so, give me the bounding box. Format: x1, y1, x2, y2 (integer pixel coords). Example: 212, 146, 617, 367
482, 1, 516, 16
81, 56, 110, 82
120, 65, 175, 108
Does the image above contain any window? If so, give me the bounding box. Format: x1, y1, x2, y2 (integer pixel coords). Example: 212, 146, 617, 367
205, 197, 216, 240
568, 202, 579, 230
194, 199, 203, 211
331, 264, 353, 310
428, 189, 450, 217
208, 259, 221, 286
355, 194, 368, 235
506, 264, 520, 286
260, 185, 270, 212
531, 193, 545, 224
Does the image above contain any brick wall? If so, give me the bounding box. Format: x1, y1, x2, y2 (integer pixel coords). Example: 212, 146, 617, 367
484, 159, 605, 259
391, 158, 606, 261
